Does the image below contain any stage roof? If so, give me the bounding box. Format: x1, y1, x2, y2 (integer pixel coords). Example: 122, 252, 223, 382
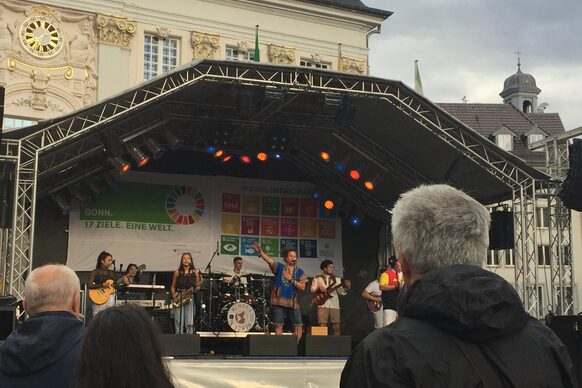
2, 60, 548, 223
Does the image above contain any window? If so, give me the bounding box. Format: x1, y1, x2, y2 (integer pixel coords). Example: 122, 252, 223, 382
529, 133, 545, 152
537, 245, 550, 266
496, 134, 513, 151
2, 116, 37, 131
504, 249, 514, 266
300, 59, 330, 69
225, 46, 256, 62
144, 34, 178, 80
536, 206, 550, 228
487, 250, 500, 266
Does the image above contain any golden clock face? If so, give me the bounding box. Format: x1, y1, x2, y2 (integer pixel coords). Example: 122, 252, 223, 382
19, 15, 64, 58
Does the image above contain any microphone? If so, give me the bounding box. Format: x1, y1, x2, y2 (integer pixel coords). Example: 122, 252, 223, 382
216, 241, 220, 255
119, 263, 123, 273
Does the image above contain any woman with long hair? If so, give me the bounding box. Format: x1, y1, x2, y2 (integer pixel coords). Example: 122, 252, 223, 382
75, 304, 174, 388
170, 253, 201, 334
86, 251, 116, 316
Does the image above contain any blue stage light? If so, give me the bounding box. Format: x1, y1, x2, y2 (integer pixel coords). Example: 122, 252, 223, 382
350, 215, 361, 226
206, 145, 217, 154
273, 152, 283, 160
312, 191, 320, 200
334, 161, 345, 172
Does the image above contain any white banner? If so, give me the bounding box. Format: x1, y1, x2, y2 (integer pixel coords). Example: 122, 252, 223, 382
67, 172, 343, 277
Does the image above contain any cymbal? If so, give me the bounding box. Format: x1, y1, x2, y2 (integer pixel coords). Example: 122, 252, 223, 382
244, 273, 273, 280
202, 272, 226, 279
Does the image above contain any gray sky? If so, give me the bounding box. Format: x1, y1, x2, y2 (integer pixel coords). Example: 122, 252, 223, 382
364, 0, 582, 130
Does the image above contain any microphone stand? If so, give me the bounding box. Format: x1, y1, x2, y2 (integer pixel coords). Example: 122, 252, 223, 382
204, 243, 220, 330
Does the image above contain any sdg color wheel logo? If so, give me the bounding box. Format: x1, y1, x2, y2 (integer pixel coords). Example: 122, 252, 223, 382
165, 186, 205, 225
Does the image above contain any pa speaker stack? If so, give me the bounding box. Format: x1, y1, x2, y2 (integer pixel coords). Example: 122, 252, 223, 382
559, 139, 582, 211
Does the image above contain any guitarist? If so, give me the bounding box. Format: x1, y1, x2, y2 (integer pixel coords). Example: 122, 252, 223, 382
310, 260, 351, 335
362, 268, 384, 329
87, 251, 116, 317
379, 256, 402, 326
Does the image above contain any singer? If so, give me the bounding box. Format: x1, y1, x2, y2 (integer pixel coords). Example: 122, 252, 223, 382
253, 243, 307, 343
87, 251, 116, 316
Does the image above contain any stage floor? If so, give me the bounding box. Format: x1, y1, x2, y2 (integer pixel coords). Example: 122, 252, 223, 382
168, 358, 347, 388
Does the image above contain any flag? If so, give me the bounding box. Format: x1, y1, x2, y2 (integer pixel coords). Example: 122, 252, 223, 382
414, 59, 424, 96
254, 25, 260, 62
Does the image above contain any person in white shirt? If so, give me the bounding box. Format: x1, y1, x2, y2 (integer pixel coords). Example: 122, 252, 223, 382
223, 256, 247, 285
361, 269, 384, 329
310, 259, 351, 335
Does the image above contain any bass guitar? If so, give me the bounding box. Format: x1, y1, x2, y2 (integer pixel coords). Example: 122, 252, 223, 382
311, 278, 349, 306
89, 279, 116, 305
367, 300, 382, 312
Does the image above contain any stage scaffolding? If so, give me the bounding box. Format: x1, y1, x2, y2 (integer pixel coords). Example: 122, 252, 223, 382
0, 60, 573, 315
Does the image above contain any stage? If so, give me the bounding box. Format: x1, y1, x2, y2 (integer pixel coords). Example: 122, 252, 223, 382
168, 357, 347, 388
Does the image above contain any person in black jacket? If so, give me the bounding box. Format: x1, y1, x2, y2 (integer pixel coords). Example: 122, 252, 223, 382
341, 184, 576, 388
0, 264, 84, 388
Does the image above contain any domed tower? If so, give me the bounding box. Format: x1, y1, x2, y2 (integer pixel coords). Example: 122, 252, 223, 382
499, 57, 541, 113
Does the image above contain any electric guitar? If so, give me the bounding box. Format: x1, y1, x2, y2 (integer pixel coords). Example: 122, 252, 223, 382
89, 279, 116, 305
311, 278, 349, 306
367, 300, 382, 312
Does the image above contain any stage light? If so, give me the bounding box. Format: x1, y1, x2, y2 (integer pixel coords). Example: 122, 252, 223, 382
240, 155, 252, 164
256, 152, 268, 162
51, 192, 73, 215
108, 156, 131, 175
221, 155, 232, 163
364, 180, 375, 190
268, 126, 289, 152
126, 143, 150, 167
273, 152, 283, 160
324, 199, 334, 210
164, 130, 183, 150
312, 191, 321, 200
364, 173, 382, 191
334, 161, 345, 172
319, 151, 331, 162
349, 169, 360, 180
214, 149, 224, 158
350, 214, 362, 226
144, 137, 165, 160
205, 145, 217, 154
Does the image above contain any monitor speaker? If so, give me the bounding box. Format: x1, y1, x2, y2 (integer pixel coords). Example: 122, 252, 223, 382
244, 334, 297, 356
0, 306, 16, 340
559, 139, 582, 211
547, 315, 582, 383
161, 334, 200, 356
299, 335, 352, 356
489, 210, 514, 250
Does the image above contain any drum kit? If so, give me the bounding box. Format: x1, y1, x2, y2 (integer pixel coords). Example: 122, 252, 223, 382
198, 272, 273, 333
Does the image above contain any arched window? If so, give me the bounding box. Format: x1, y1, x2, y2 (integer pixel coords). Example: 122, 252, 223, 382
522, 100, 532, 113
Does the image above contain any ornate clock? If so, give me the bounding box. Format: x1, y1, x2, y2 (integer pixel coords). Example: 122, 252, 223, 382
19, 15, 64, 58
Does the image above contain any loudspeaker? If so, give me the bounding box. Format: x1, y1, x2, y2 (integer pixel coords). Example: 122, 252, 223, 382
299, 335, 352, 356
244, 334, 297, 356
489, 210, 514, 250
0, 85, 4, 143
161, 334, 200, 356
0, 177, 13, 228
547, 315, 582, 383
0, 306, 16, 340
559, 139, 582, 211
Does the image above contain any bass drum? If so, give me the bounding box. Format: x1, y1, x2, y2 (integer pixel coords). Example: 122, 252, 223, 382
221, 301, 256, 332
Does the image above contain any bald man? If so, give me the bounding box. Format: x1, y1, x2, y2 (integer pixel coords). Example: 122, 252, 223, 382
0, 264, 85, 388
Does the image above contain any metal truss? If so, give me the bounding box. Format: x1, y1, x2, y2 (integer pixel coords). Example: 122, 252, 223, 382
0, 60, 566, 305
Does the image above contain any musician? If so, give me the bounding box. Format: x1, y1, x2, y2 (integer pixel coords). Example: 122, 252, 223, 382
87, 251, 116, 316
118, 263, 140, 286
254, 243, 307, 343
361, 268, 384, 329
223, 256, 247, 285
170, 253, 201, 334
311, 259, 351, 335
379, 256, 402, 326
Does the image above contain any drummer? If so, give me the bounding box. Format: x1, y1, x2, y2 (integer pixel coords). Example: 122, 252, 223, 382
223, 256, 247, 286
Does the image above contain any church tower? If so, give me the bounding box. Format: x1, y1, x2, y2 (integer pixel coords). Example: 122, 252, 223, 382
499, 57, 541, 113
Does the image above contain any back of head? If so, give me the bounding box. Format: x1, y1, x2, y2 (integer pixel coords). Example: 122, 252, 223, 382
75, 305, 173, 388
24, 264, 80, 316
391, 184, 490, 274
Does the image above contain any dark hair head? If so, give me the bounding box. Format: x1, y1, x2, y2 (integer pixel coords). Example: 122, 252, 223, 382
124, 263, 137, 275
281, 247, 297, 260
388, 255, 398, 268
377, 267, 387, 278
95, 251, 112, 269
179, 253, 194, 273
320, 259, 334, 271
75, 305, 173, 388
233, 256, 243, 263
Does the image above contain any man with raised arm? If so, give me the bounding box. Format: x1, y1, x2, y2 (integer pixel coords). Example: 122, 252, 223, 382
253, 242, 307, 343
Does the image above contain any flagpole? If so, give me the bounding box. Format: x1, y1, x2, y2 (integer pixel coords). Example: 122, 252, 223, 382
254, 25, 260, 62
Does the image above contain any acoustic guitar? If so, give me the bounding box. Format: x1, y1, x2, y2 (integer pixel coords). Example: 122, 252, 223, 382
311, 279, 349, 306
89, 279, 116, 305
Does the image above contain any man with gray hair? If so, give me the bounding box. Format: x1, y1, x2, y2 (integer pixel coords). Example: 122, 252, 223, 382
0, 264, 85, 388
341, 184, 575, 387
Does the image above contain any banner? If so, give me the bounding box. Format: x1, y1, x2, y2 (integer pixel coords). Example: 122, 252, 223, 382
67, 172, 343, 277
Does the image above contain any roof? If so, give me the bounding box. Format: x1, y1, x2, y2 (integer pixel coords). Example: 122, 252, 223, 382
304, 0, 392, 18
500, 68, 541, 98
437, 102, 566, 165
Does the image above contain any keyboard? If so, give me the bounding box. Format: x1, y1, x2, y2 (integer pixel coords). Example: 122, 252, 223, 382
115, 299, 166, 308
